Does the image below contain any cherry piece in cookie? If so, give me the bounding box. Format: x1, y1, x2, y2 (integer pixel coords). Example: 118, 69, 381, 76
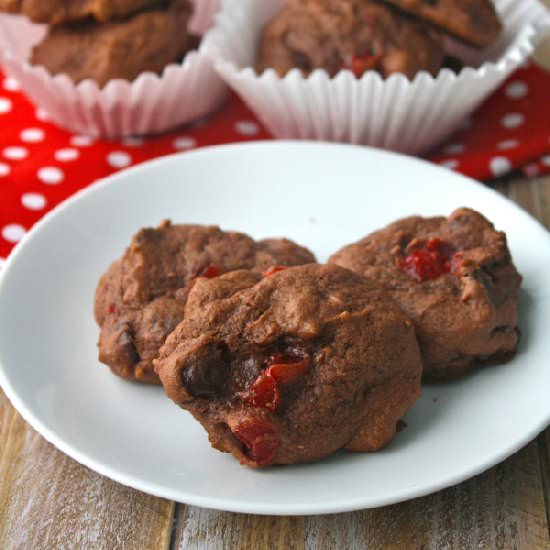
397, 238, 458, 281
241, 351, 312, 412
198, 264, 222, 278
349, 52, 383, 78
231, 420, 280, 465
262, 265, 288, 278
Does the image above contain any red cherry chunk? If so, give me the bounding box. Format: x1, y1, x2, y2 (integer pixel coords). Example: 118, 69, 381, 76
262, 265, 288, 278
199, 264, 222, 278
242, 351, 311, 412
398, 238, 458, 281
266, 353, 312, 384
232, 420, 280, 465
350, 53, 383, 78
246, 374, 280, 412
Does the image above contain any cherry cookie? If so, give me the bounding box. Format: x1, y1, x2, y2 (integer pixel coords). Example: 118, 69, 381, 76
0, 0, 165, 24
30, 0, 192, 87
329, 208, 522, 381
94, 222, 315, 384
256, 0, 444, 79
155, 264, 422, 467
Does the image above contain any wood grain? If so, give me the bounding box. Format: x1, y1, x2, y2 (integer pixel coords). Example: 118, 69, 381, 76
170, 440, 548, 550
534, 0, 550, 69
0, 390, 174, 550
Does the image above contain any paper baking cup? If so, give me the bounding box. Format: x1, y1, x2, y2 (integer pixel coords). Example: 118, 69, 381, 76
205, 0, 550, 155
0, 13, 226, 139
189, 0, 220, 35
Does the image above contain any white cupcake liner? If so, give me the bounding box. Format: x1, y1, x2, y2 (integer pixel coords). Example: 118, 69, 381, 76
189, 0, 220, 35
205, 0, 550, 155
0, 11, 227, 139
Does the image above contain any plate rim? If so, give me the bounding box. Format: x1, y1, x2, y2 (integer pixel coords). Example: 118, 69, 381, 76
1, 140, 549, 516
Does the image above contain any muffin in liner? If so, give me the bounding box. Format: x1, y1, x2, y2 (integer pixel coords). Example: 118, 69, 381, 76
205, 0, 550, 155
0, 0, 226, 139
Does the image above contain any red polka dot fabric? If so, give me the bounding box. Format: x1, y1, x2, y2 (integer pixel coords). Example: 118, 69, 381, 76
1, 62, 549, 263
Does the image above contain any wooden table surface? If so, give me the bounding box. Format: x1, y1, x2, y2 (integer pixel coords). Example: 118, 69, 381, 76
2, 27, 550, 550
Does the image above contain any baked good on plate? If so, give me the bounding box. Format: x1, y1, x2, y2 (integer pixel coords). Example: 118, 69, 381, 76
94, 222, 315, 384
329, 208, 521, 381
155, 264, 422, 467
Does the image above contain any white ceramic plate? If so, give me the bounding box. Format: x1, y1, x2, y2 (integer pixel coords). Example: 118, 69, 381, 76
1, 142, 549, 516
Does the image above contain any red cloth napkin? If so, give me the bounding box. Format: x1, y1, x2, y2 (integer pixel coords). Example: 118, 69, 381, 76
1, 62, 549, 262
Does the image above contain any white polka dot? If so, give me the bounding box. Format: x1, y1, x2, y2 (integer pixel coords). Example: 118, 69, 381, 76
35, 108, 50, 122
173, 136, 197, 150
70, 135, 95, 147
524, 163, 540, 178
38, 166, 64, 185
0, 162, 10, 177
3, 146, 28, 160
506, 81, 528, 100
541, 155, 550, 168
440, 159, 460, 170
3, 77, 20, 91
54, 148, 79, 162
121, 136, 144, 147
21, 192, 46, 211
443, 143, 465, 155
0, 257, 5, 269
20, 128, 45, 143
489, 156, 512, 177
497, 139, 519, 151
2, 224, 25, 243
0, 97, 12, 114
501, 113, 525, 129
107, 151, 132, 168
235, 121, 259, 136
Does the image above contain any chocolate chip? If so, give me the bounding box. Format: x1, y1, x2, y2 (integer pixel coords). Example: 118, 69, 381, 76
292, 51, 311, 71
181, 343, 229, 398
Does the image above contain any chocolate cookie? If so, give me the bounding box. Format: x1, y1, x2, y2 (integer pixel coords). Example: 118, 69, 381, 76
329, 208, 522, 381
1, 0, 165, 24
0, 0, 19, 13
256, 0, 444, 79
155, 264, 422, 467
94, 222, 316, 384
381, 0, 502, 48
30, 0, 191, 87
